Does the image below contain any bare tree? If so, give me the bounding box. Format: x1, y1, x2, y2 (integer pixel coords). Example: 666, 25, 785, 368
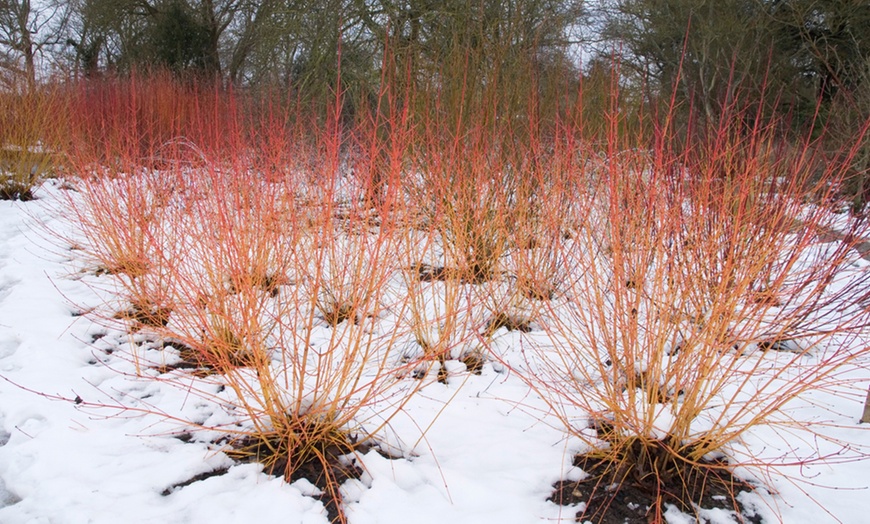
0, 0, 70, 89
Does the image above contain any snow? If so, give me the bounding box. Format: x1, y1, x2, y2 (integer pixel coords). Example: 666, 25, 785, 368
0, 181, 869, 523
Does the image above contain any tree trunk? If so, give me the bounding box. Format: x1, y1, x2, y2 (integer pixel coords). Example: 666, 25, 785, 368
23, 37, 35, 91
199, 0, 222, 78
14, 0, 36, 91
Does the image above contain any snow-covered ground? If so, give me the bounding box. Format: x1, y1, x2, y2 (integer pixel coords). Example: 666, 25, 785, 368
1, 182, 869, 524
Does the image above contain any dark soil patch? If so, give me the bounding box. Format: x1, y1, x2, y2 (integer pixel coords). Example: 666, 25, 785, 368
756, 339, 795, 352
0, 182, 35, 201
747, 290, 782, 307
464, 261, 497, 284
92, 262, 149, 278
519, 236, 539, 250
550, 449, 763, 524
114, 303, 172, 328
320, 302, 358, 326
227, 432, 366, 523
522, 283, 555, 301
484, 312, 533, 336
459, 350, 485, 375
410, 263, 494, 284
161, 466, 230, 496
227, 271, 289, 297
92, 265, 114, 277
412, 263, 450, 282
155, 340, 218, 376
155, 338, 272, 376
436, 358, 450, 384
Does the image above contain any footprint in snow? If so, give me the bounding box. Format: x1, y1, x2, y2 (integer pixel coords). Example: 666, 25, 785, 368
0, 476, 22, 508
0, 277, 20, 304
0, 335, 20, 362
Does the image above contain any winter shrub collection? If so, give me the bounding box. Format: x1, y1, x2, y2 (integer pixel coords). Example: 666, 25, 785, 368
3, 66, 870, 523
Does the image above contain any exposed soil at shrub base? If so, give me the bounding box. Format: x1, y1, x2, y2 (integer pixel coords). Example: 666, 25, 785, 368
227, 434, 366, 523
159, 446, 364, 522
550, 452, 764, 524
0, 180, 35, 201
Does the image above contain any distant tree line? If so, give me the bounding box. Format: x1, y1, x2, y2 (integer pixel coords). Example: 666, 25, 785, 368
596, 0, 870, 126
0, 1, 867, 132
2, 1, 577, 107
